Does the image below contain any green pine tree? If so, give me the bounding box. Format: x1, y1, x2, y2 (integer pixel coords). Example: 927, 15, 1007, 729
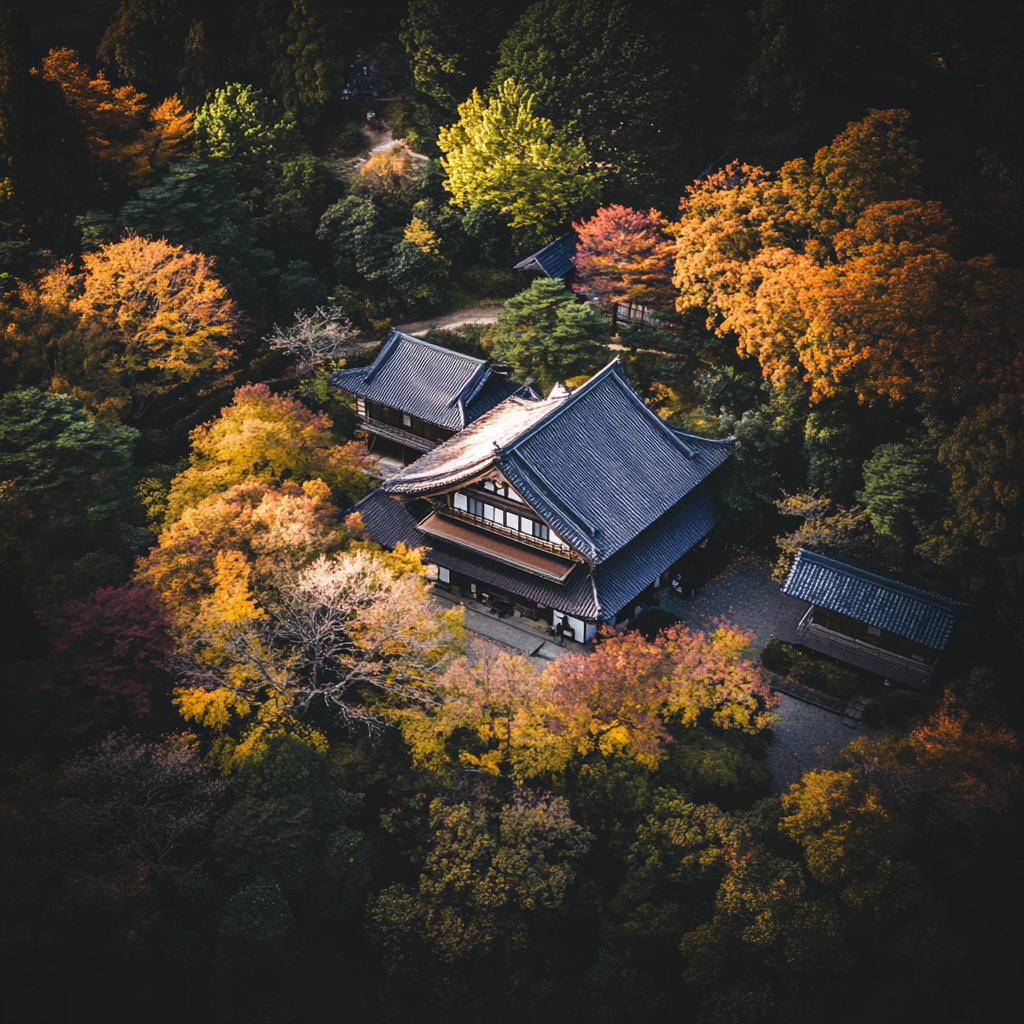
491, 278, 609, 392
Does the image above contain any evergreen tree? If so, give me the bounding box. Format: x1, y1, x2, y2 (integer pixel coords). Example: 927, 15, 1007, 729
400, 0, 531, 112
119, 157, 277, 301
177, 19, 220, 108
491, 278, 608, 392
492, 0, 705, 208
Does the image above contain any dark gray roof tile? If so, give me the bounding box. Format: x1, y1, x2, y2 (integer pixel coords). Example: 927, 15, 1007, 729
332, 330, 498, 430
781, 549, 964, 650
513, 232, 577, 278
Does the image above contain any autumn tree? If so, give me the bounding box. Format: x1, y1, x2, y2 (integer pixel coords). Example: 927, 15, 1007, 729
491, 278, 608, 392
164, 383, 375, 522
392, 653, 563, 783
136, 479, 344, 623
438, 79, 601, 254
39, 48, 192, 195
0, 11, 92, 247
780, 769, 919, 924
3, 586, 172, 747
544, 624, 779, 768
672, 110, 1024, 408
395, 624, 777, 785
838, 697, 1020, 839
772, 490, 871, 579
573, 205, 676, 328
369, 793, 591, 1014
74, 235, 239, 416
171, 549, 465, 739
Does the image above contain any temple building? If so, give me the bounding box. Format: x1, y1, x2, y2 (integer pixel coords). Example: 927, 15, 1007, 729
513, 231, 577, 282
780, 549, 964, 689
352, 357, 733, 642
332, 330, 530, 465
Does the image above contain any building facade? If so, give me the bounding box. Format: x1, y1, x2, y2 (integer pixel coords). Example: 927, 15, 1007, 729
353, 358, 733, 642
781, 549, 964, 689
332, 330, 530, 465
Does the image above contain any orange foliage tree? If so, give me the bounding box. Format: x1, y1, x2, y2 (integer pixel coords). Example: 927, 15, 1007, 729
3, 236, 237, 421
136, 478, 343, 624
839, 696, 1020, 836
572, 205, 676, 326
545, 623, 779, 767
38, 48, 192, 192
671, 109, 1024, 408
392, 622, 777, 780
73, 235, 238, 415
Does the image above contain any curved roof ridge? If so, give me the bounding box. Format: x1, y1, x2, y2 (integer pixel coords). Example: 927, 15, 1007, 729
500, 359, 623, 454
390, 328, 488, 366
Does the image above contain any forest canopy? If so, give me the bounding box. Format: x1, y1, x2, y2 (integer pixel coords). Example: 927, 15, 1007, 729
0, 3, 1022, 1022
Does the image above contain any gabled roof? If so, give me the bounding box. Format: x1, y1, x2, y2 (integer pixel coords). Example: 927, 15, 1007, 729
354, 485, 719, 621
782, 549, 964, 650
513, 232, 577, 278
331, 330, 505, 430
383, 360, 733, 564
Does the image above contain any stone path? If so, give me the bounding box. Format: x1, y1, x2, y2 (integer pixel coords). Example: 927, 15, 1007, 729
660, 549, 805, 648
431, 588, 575, 666
395, 305, 503, 338
767, 695, 869, 793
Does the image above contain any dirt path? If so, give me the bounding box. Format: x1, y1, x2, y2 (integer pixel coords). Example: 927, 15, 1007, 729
395, 305, 503, 337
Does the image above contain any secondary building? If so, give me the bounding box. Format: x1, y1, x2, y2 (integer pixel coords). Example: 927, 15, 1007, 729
353, 358, 733, 642
780, 548, 964, 689
513, 231, 577, 282
332, 330, 529, 465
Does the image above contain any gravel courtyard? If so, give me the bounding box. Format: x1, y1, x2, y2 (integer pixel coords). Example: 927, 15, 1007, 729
662, 551, 879, 792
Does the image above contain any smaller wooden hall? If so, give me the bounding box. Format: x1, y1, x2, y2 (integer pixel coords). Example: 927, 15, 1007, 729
332, 330, 530, 465
513, 232, 577, 282
781, 549, 964, 689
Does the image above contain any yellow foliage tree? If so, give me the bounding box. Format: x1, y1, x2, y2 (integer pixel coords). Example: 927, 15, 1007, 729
439, 78, 600, 252
137, 478, 344, 623
164, 383, 376, 523
73, 235, 239, 415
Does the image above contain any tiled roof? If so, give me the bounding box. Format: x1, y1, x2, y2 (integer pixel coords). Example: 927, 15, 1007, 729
354, 485, 719, 621
782, 549, 964, 650
513, 232, 577, 278
332, 330, 500, 430
384, 360, 733, 564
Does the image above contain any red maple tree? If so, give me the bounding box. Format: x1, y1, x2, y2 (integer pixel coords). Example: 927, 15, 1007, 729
573, 205, 675, 328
